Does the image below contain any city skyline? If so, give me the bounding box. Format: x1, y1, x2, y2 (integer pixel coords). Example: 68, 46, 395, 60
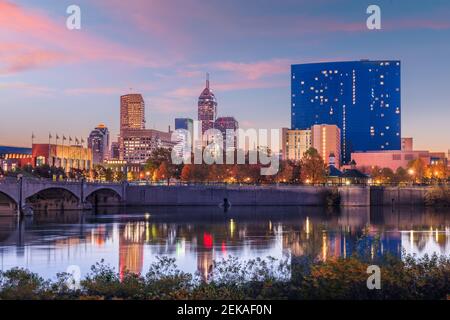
1, 0, 450, 153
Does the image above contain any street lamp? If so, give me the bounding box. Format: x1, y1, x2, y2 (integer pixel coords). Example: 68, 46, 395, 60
408, 169, 415, 185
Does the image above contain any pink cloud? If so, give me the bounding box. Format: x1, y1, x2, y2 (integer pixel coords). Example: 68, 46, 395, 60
384, 19, 450, 31
93, 0, 214, 56
209, 59, 290, 80
0, 1, 166, 74
64, 83, 156, 96
0, 81, 55, 96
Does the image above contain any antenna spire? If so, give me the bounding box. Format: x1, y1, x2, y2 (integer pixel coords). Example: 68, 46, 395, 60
206, 72, 210, 89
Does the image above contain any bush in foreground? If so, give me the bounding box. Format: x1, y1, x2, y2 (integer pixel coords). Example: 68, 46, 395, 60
1, 254, 450, 300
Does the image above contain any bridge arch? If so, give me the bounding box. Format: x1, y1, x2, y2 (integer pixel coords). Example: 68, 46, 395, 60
85, 187, 122, 207
25, 187, 80, 211
0, 191, 18, 213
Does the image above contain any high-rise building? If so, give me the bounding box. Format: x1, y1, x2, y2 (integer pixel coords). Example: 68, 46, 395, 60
291, 60, 401, 163
282, 129, 312, 161
174, 118, 194, 160
119, 94, 145, 160
198, 73, 217, 135
214, 116, 239, 151
88, 123, 110, 164
311, 124, 341, 167
121, 128, 175, 164
175, 118, 193, 132
120, 94, 145, 132
110, 142, 120, 160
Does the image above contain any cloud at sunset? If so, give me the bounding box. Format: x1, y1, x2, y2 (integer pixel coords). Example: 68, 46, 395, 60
0, 0, 168, 74
0, 0, 449, 151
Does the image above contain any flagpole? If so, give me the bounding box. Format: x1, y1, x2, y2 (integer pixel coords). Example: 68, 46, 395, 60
62, 135, 66, 171
48, 133, 52, 167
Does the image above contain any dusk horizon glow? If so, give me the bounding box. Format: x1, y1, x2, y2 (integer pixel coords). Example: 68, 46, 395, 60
1, 0, 449, 153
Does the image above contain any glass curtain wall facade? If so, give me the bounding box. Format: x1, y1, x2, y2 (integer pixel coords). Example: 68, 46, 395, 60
291, 60, 401, 163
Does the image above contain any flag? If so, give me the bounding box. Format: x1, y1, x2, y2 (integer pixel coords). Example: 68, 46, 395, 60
49, 133, 52, 139
63, 135, 67, 141
75, 137, 79, 145
56, 134, 60, 140
69, 136, 73, 142
81, 138, 85, 144
31, 133, 35, 139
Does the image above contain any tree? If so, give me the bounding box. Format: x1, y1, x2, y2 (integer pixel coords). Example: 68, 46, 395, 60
407, 158, 427, 184
300, 148, 326, 184
276, 161, 294, 183
380, 168, 395, 184
180, 165, 192, 182
426, 163, 447, 182
144, 147, 173, 180
113, 171, 126, 182
156, 162, 169, 184
394, 167, 409, 184
190, 164, 208, 182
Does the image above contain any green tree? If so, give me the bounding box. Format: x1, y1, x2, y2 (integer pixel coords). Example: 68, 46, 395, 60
144, 148, 173, 181
394, 167, 409, 184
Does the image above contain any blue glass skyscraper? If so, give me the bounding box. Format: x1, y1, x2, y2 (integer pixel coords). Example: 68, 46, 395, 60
291, 60, 401, 163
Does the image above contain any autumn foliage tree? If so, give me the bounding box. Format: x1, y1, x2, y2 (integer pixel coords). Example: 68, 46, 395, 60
407, 158, 427, 184
300, 148, 326, 184
180, 165, 192, 182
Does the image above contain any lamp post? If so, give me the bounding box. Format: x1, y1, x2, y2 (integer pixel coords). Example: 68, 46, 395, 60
408, 169, 415, 186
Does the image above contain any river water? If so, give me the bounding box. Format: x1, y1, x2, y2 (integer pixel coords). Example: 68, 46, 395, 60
0, 206, 449, 280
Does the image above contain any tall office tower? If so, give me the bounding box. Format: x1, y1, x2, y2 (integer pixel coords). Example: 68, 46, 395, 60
119, 94, 145, 160
215, 116, 239, 151
87, 123, 110, 164
120, 94, 145, 132
198, 73, 217, 135
311, 124, 341, 168
291, 60, 401, 163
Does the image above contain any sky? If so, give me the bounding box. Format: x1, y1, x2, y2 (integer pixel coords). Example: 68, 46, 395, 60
0, 0, 449, 152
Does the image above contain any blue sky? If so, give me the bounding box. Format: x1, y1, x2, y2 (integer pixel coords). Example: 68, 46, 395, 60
0, 0, 449, 152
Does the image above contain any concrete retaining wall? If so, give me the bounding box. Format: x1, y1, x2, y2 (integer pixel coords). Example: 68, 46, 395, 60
126, 185, 429, 207
338, 187, 371, 206
126, 185, 331, 206
370, 187, 428, 206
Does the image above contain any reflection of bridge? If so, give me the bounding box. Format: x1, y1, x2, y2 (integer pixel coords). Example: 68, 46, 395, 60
0, 177, 126, 214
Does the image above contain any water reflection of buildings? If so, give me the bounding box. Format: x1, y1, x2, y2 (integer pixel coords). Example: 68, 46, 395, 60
1, 207, 450, 278
119, 222, 145, 279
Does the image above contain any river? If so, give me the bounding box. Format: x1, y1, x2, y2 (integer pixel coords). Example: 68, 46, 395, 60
0, 206, 449, 279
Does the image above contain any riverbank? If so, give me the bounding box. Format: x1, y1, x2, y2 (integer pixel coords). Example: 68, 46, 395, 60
125, 185, 430, 207
1, 254, 449, 300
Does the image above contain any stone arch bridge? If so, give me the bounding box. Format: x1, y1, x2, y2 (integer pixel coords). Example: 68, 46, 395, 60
0, 177, 126, 214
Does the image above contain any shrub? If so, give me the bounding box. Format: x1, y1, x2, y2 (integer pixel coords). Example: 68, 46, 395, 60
425, 186, 450, 207
1, 254, 450, 300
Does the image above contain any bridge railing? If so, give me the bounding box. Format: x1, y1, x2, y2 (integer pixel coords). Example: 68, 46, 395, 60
0, 176, 19, 184
0, 176, 122, 186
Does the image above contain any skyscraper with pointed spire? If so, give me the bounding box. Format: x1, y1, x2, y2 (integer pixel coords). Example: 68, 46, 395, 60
198, 73, 217, 135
